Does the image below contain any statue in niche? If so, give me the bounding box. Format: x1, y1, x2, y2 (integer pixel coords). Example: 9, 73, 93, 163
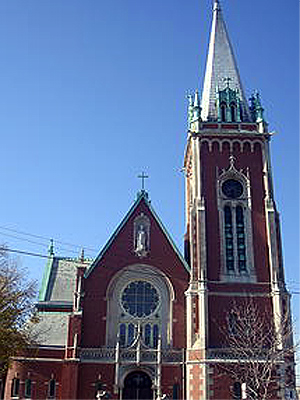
136, 225, 147, 254
134, 214, 150, 257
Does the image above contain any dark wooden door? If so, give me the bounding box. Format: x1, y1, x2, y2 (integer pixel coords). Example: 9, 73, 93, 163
123, 371, 153, 400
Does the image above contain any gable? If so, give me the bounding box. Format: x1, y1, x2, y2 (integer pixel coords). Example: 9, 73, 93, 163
81, 191, 189, 348
85, 191, 190, 279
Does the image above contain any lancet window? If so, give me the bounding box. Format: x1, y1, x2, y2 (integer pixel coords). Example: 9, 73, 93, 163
24, 379, 32, 399
233, 382, 242, 399
11, 378, 20, 398
230, 103, 236, 122
218, 163, 255, 281
217, 85, 241, 122
118, 322, 159, 348
224, 204, 247, 273
48, 377, 56, 399
221, 103, 227, 122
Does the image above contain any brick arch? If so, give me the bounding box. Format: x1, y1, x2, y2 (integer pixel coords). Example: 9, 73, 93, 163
200, 139, 211, 152
243, 141, 252, 153
212, 140, 221, 153
254, 141, 263, 152
221, 140, 231, 153
233, 141, 241, 153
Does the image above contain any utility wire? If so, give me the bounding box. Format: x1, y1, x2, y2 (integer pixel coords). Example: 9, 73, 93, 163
1, 246, 299, 295
0, 225, 299, 284
0, 225, 98, 254
0, 230, 52, 248
0, 230, 89, 257
1, 246, 92, 265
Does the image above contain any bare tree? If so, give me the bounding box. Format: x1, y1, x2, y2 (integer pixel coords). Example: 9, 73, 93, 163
0, 247, 38, 374
217, 298, 297, 400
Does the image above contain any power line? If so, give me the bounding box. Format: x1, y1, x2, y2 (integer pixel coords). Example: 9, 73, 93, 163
0, 225, 98, 254
0, 224, 299, 284
0, 230, 50, 248
1, 246, 299, 295
1, 246, 92, 265
0, 230, 89, 257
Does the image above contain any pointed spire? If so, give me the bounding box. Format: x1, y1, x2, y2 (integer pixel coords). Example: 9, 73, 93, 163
213, 0, 220, 11
201, 0, 250, 122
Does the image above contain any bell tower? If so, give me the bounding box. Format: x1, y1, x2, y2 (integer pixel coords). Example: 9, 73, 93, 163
184, 1, 295, 398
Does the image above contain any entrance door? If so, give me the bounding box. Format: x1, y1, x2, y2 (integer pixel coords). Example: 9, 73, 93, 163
123, 371, 153, 400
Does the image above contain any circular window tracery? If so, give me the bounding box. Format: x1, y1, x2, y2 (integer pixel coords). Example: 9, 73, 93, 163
222, 179, 243, 199
121, 281, 159, 317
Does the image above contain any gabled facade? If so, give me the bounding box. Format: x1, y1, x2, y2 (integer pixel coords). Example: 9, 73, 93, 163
5, 191, 189, 399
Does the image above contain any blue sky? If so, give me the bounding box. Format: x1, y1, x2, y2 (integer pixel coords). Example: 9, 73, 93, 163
0, 0, 298, 373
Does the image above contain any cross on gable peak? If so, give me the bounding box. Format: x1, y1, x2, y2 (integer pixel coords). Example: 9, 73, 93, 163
138, 172, 149, 191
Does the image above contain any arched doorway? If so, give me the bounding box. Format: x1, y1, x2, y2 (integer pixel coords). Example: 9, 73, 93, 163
123, 371, 153, 400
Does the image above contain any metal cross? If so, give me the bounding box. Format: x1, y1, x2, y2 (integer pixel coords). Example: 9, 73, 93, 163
138, 172, 149, 191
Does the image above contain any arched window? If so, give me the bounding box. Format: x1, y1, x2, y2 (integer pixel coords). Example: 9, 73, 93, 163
224, 206, 234, 271
221, 103, 227, 122
127, 323, 135, 346
153, 324, 159, 348
236, 206, 246, 272
233, 382, 242, 399
223, 205, 247, 273
218, 170, 255, 281
145, 323, 151, 346
11, 378, 20, 398
48, 378, 56, 399
230, 103, 236, 122
173, 383, 180, 399
106, 265, 174, 348
119, 323, 137, 347
25, 379, 32, 398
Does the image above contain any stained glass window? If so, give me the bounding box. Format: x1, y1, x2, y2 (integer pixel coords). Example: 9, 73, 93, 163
222, 179, 243, 199
224, 206, 234, 271
144, 324, 151, 346
121, 281, 159, 317
128, 323, 135, 346
153, 324, 159, 348
236, 206, 247, 272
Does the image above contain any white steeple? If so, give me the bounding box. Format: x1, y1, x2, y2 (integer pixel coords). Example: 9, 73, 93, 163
201, 0, 250, 121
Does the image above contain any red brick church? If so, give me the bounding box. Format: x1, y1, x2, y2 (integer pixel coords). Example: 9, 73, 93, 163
4, 1, 297, 399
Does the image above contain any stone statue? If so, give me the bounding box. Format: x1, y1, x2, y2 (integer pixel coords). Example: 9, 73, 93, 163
136, 225, 147, 253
